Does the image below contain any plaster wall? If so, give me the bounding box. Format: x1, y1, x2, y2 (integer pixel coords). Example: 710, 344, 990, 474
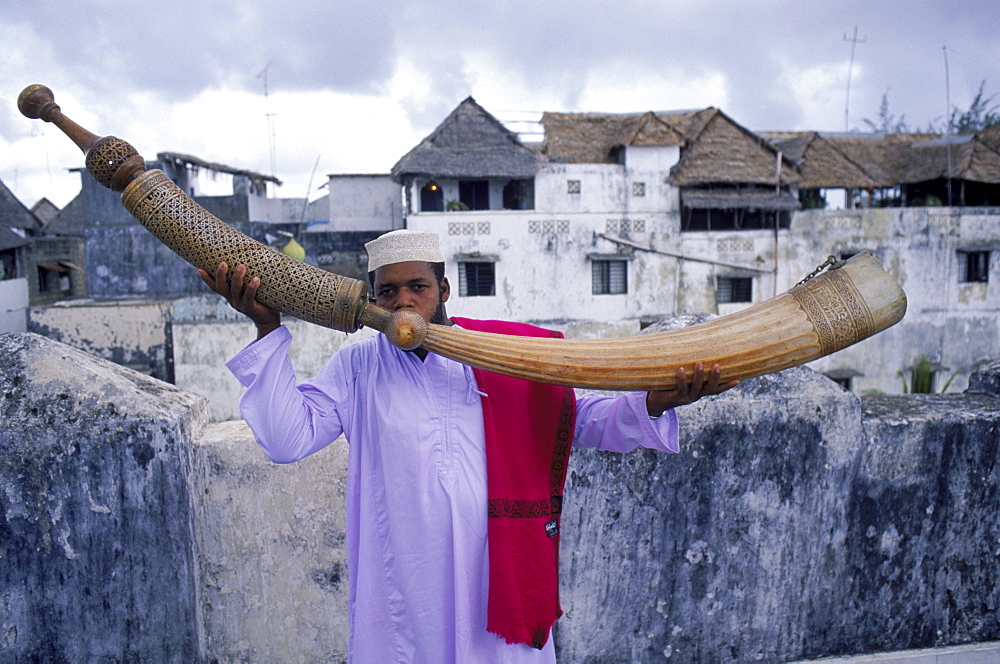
29, 299, 174, 380
0, 333, 205, 662
3, 332, 998, 663
323, 174, 403, 231
786, 208, 1000, 394
247, 194, 307, 224
190, 421, 351, 663
172, 319, 377, 423
0, 277, 27, 333
407, 209, 678, 323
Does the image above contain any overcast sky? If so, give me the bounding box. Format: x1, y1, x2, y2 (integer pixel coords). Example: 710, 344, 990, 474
2, 0, 997, 209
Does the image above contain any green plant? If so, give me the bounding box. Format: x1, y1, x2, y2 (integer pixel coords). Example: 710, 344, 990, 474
898, 354, 961, 393
445, 199, 469, 211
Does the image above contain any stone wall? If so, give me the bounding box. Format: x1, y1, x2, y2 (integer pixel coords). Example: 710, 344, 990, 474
0, 333, 205, 662
2, 332, 998, 663
556, 363, 1000, 662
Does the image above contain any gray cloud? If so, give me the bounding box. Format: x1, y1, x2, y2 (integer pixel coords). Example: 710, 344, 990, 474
2, 0, 998, 208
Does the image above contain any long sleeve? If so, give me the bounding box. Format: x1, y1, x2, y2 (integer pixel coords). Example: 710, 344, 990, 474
226, 325, 347, 463
572, 391, 679, 453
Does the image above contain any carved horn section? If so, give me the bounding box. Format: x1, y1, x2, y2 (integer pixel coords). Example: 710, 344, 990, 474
419, 252, 905, 390
18, 85, 907, 391
19, 84, 371, 332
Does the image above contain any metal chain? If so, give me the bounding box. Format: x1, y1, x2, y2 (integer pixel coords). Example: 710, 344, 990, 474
796, 255, 842, 286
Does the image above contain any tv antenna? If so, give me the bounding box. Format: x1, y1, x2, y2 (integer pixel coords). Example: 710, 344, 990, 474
943, 45, 953, 205
843, 25, 867, 132
258, 61, 278, 180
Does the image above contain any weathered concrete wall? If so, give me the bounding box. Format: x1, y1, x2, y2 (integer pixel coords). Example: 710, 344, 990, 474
0, 277, 28, 334
3, 330, 998, 663
0, 333, 206, 662
555, 358, 1000, 662
190, 421, 350, 663
322, 174, 404, 232
173, 319, 376, 422
84, 220, 380, 300
791, 208, 1000, 395
29, 299, 174, 381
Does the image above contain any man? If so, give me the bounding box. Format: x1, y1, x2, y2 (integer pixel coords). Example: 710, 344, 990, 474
199, 229, 736, 663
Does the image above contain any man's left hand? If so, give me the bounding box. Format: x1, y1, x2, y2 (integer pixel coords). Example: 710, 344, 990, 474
646, 362, 740, 417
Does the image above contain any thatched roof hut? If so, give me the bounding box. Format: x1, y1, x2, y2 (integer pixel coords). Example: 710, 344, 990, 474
0, 225, 30, 252
541, 110, 689, 163
765, 131, 880, 189
905, 133, 1000, 184
669, 109, 800, 187
541, 107, 799, 188
391, 97, 544, 181
156, 152, 282, 190
819, 134, 938, 187
42, 193, 85, 237
0, 178, 42, 234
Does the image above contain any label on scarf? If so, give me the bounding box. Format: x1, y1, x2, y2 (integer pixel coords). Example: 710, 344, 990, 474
545, 519, 559, 538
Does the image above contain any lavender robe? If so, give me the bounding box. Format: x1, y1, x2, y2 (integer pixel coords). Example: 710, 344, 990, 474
227, 325, 678, 663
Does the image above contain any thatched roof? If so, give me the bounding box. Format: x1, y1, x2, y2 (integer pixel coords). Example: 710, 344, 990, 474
42, 193, 85, 237
766, 131, 881, 188
157, 152, 282, 188
669, 109, 800, 187
30, 198, 60, 225
541, 110, 690, 163
904, 133, 1000, 184
0, 178, 41, 233
542, 107, 798, 186
391, 97, 544, 181
0, 225, 30, 251
820, 133, 938, 187
681, 188, 801, 211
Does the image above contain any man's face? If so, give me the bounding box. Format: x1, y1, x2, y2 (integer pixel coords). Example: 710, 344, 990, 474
373, 261, 450, 325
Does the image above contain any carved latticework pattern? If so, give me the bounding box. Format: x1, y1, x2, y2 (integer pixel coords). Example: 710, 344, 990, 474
85, 137, 139, 188
790, 267, 875, 356
121, 170, 367, 332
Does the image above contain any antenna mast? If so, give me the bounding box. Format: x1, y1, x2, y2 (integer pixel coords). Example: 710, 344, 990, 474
258, 61, 278, 180
843, 25, 867, 132
943, 45, 953, 206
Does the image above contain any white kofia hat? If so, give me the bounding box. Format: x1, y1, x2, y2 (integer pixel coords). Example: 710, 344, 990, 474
365, 230, 444, 272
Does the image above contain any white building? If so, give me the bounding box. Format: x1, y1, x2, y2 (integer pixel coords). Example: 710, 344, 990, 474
384, 98, 999, 394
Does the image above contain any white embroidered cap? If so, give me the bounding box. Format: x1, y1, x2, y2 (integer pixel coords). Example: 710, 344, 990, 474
365, 230, 445, 272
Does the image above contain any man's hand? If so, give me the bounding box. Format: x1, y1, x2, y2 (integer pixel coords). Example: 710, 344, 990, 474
645, 362, 740, 417
198, 262, 281, 339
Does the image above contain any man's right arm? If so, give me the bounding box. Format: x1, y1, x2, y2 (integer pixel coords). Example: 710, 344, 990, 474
226, 326, 348, 463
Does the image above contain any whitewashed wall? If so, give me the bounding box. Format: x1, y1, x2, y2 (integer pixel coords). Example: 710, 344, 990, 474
0, 277, 28, 334
320, 174, 403, 232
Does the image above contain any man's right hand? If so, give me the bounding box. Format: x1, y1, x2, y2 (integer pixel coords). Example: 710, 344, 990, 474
198, 262, 282, 339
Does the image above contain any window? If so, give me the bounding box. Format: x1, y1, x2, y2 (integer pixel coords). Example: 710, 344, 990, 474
37, 262, 72, 293
592, 260, 627, 295
502, 179, 534, 210
420, 182, 443, 212
458, 180, 490, 210
831, 376, 853, 391
682, 207, 791, 232
717, 277, 753, 304
632, 182, 646, 197
958, 250, 990, 283
567, 180, 581, 194
458, 261, 495, 296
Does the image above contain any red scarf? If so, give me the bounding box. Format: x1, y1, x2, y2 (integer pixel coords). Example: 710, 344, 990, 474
451, 317, 577, 649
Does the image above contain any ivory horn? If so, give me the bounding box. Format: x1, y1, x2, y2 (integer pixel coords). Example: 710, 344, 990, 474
17, 84, 907, 391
